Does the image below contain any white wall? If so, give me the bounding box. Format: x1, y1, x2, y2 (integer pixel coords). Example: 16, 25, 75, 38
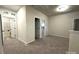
26, 6, 48, 42
17, 6, 27, 44
48, 11, 79, 38
17, 6, 48, 44
69, 30, 79, 53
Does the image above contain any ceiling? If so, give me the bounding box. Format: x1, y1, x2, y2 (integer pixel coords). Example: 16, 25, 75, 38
0, 5, 23, 12
32, 5, 79, 16
0, 5, 79, 16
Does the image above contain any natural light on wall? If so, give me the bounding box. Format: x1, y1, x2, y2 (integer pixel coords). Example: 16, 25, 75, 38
56, 5, 69, 12
41, 22, 45, 27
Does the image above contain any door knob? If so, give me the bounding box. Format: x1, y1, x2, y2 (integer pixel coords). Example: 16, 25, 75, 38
8, 30, 10, 31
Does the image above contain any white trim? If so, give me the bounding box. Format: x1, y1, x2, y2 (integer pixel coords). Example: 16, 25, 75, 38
48, 34, 69, 39
66, 51, 77, 54
18, 39, 35, 45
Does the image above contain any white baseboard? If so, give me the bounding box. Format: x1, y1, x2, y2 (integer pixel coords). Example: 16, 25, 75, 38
66, 51, 77, 54
18, 39, 35, 46
48, 34, 69, 39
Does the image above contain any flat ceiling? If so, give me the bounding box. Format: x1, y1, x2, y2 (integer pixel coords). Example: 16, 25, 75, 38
0, 5, 79, 16
32, 5, 79, 16
0, 5, 23, 12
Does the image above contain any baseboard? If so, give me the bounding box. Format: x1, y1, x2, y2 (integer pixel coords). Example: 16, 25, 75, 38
47, 35, 69, 39
26, 39, 35, 45
18, 39, 35, 45
66, 51, 77, 54
18, 39, 27, 45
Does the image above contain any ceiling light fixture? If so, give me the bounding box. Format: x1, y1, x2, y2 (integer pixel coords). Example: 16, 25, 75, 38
56, 5, 69, 12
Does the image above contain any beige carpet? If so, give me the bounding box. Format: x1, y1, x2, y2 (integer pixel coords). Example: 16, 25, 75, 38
3, 36, 69, 54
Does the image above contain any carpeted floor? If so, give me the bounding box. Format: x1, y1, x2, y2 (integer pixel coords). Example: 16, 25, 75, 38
3, 36, 69, 54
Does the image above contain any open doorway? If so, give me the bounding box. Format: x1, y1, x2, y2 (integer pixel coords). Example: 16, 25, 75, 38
2, 16, 16, 40
35, 18, 40, 39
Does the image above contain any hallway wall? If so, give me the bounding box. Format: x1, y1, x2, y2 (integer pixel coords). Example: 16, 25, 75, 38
26, 6, 48, 40
48, 11, 79, 38
17, 6, 48, 44
17, 6, 27, 44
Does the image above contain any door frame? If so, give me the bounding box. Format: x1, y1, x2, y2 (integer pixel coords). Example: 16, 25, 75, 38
0, 14, 4, 45
35, 17, 41, 39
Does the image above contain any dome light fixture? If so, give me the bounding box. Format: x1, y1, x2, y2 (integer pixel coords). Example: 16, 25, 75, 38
56, 5, 69, 12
